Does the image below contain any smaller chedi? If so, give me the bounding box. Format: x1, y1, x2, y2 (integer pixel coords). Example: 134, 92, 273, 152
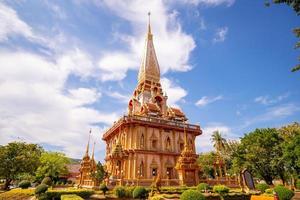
77, 132, 99, 188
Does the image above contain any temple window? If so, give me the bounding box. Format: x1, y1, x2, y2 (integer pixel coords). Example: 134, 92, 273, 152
140, 134, 145, 149
179, 142, 184, 151
151, 139, 157, 150
166, 137, 171, 151
139, 161, 144, 177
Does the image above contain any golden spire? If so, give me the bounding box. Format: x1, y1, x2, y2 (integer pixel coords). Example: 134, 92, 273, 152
85, 129, 91, 157
147, 12, 152, 39
91, 141, 95, 160
138, 12, 160, 84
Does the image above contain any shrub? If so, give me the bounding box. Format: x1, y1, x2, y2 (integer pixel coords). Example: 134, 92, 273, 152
180, 189, 206, 200
125, 186, 136, 198
213, 185, 229, 195
133, 186, 148, 199
114, 186, 126, 198
45, 189, 94, 199
99, 183, 109, 195
274, 185, 294, 200
265, 188, 274, 194
35, 184, 48, 195
256, 183, 270, 193
18, 180, 31, 189
296, 180, 300, 189
61, 194, 83, 200
197, 183, 211, 192
41, 177, 52, 186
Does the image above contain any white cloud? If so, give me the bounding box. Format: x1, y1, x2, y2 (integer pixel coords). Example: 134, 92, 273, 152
97, 52, 138, 81
0, 50, 119, 158
96, 0, 196, 81
107, 91, 131, 104
254, 93, 289, 106
195, 95, 223, 107
195, 123, 237, 152
161, 77, 187, 108
185, 0, 235, 6
0, 2, 33, 41
213, 27, 228, 43
243, 103, 300, 128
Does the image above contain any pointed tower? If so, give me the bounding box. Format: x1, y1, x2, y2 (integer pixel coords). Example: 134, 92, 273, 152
102, 14, 202, 187
78, 130, 98, 188
138, 12, 160, 84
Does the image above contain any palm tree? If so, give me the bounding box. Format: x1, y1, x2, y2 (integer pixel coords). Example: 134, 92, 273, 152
211, 131, 226, 153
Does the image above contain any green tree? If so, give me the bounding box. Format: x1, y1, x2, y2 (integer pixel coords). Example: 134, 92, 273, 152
280, 123, 300, 187
235, 128, 284, 185
36, 152, 70, 181
265, 0, 300, 72
0, 142, 43, 190
197, 151, 216, 179
91, 162, 107, 183
211, 131, 227, 153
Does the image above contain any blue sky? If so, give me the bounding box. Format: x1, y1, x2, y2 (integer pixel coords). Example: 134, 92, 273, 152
0, 0, 299, 161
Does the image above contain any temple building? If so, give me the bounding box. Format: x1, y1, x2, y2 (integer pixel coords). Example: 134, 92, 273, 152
102, 15, 202, 186
77, 133, 99, 188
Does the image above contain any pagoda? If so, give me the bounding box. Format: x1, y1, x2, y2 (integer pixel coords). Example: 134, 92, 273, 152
102, 14, 202, 186
78, 133, 98, 188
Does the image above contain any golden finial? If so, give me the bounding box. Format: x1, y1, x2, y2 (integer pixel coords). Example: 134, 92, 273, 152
85, 129, 91, 156
147, 12, 152, 39
91, 141, 95, 160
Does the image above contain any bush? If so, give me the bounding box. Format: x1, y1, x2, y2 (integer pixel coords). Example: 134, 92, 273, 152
125, 186, 136, 198
180, 189, 206, 200
41, 177, 52, 186
45, 189, 94, 199
99, 183, 109, 195
18, 180, 31, 189
274, 185, 294, 200
114, 186, 126, 198
61, 194, 83, 200
256, 183, 270, 193
296, 180, 300, 189
213, 185, 229, 195
133, 186, 148, 199
197, 183, 211, 192
265, 188, 274, 194
35, 184, 48, 195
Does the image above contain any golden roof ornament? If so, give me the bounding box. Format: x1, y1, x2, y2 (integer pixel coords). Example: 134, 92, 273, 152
138, 12, 160, 84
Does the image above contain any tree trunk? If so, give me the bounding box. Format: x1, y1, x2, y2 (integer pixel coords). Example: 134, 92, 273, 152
262, 175, 273, 185
4, 179, 12, 190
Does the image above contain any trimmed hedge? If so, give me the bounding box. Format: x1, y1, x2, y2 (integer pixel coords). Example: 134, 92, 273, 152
114, 186, 126, 198
0, 188, 34, 200
296, 180, 300, 189
180, 189, 206, 200
197, 183, 211, 192
35, 184, 48, 195
256, 183, 270, 193
99, 183, 109, 195
125, 186, 136, 198
44, 189, 94, 199
41, 177, 52, 186
274, 185, 294, 200
213, 185, 229, 195
265, 188, 274, 195
133, 186, 148, 199
18, 180, 31, 189
61, 194, 83, 200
